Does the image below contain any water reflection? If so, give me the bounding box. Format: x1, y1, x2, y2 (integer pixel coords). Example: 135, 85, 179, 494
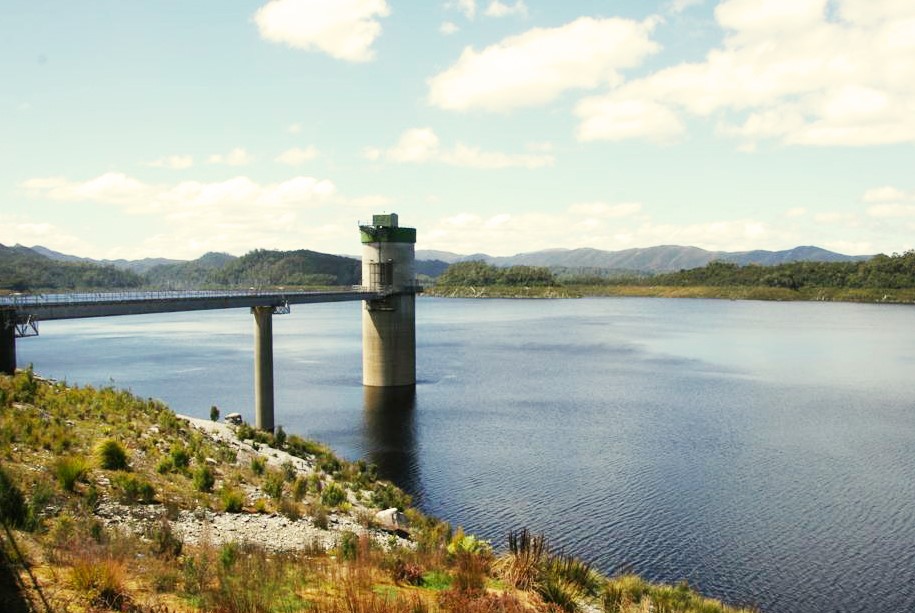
362, 386, 420, 501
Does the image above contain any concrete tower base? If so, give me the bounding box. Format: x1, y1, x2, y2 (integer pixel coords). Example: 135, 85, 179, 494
362, 294, 416, 388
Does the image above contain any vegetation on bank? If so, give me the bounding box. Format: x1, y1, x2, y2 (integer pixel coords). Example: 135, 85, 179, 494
435, 261, 558, 288
426, 253, 915, 303
0, 370, 754, 612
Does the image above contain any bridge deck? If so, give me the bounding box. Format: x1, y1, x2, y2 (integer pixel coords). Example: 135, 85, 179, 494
0, 289, 384, 321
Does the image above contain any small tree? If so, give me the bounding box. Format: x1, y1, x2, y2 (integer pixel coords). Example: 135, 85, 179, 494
210, 405, 220, 422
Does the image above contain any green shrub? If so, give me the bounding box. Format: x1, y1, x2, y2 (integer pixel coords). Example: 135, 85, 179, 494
338, 531, 359, 561
54, 456, 89, 492
307, 502, 328, 529
373, 482, 412, 510
274, 426, 286, 448
236, 423, 255, 441
210, 405, 220, 422
280, 460, 296, 482
193, 466, 215, 493
0, 466, 27, 528
278, 498, 301, 521
250, 456, 265, 476
320, 483, 346, 507
148, 518, 183, 559
219, 487, 245, 513
169, 445, 191, 470
263, 471, 284, 500
318, 455, 341, 474
219, 542, 239, 571
156, 457, 174, 474
291, 476, 308, 501
113, 474, 155, 504
11, 368, 38, 404
95, 439, 129, 470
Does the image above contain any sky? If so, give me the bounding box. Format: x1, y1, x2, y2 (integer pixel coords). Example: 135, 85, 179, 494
1, 0, 914, 260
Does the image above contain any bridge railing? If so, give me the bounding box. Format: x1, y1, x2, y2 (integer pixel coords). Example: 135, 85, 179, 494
0, 288, 380, 310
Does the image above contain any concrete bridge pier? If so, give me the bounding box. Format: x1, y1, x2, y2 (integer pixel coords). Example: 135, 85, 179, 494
0, 310, 15, 375
252, 306, 274, 432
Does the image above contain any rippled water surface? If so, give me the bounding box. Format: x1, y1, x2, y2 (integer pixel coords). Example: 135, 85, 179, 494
19, 297, 915, 612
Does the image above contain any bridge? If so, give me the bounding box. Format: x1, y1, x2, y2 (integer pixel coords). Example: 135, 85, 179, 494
0, 288, 387, 431
1, 214, 418, 430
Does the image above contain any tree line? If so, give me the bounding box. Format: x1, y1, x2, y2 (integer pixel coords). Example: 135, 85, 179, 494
637, 251, 915, 290
434, 252, 915, 291
435, 261, 558, 287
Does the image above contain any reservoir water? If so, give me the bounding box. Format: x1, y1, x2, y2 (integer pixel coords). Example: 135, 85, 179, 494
18, 297, 915, 612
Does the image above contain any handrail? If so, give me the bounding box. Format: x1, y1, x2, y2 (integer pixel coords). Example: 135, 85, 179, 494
0, 288, 379, 310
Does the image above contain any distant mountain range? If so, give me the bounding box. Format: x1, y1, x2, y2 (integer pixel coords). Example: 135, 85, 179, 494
1, 242, 872, 291
416, 245, 871, 273
28, 245, 182, 274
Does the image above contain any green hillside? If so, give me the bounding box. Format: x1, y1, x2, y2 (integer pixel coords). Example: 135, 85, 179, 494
0, 244, 143, 292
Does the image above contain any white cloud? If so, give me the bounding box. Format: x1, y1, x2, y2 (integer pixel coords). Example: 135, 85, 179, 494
569, 202, 643, 218
422, 208, 784, 255
576, 97, 685, 142
440, 21, 460, 35
19, 172, 353, 258
427, 17, 660, 112
812, 211, 859, 226
367, 127, 554, 168
446, 0, 476, 20
385, 128, 440, 163
577, 0, 915, 146
526, 142, 553, 153
785, 207, 807, 218
862, 185, 915, 217
0, 214, 94, 256
208, 148, 253, 166
22, 173, 153, 207
867, 204, 915, 218
254, 0, 390, 62
440, 144, 552, 169
862, 186, 909, 203
275, 146, 320, 166
667, 0, 704, 14
484, 1, 528, 18
715, 0, 828, 36
287, 122, 302, 134
146, 155, 193, 170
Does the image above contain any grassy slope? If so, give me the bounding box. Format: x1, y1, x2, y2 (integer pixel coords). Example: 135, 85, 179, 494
0, 371, 754, 613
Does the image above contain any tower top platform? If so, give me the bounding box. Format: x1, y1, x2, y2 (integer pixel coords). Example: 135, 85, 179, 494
359, 212, 416, 244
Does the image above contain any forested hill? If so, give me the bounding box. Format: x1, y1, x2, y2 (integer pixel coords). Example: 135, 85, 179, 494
206, 249, 361, 287
0, 243, 143, 291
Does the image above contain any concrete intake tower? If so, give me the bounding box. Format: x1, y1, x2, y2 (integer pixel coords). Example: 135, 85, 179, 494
360, 213, 417, 388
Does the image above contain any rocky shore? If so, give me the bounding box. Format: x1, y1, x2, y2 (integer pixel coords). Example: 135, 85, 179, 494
93, 414, 412, 553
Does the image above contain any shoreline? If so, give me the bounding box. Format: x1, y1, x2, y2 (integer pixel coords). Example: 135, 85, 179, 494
423, 284, 915, 303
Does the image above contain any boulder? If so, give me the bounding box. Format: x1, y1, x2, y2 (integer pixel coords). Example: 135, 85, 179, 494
374, 508, 409, 533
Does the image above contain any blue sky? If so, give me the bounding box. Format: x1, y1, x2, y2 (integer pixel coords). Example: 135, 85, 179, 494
2, 0, 913, 259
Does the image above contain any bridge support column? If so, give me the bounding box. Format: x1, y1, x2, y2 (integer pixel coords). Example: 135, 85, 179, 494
0, 311, 15, 376
252, 306, 274, 432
